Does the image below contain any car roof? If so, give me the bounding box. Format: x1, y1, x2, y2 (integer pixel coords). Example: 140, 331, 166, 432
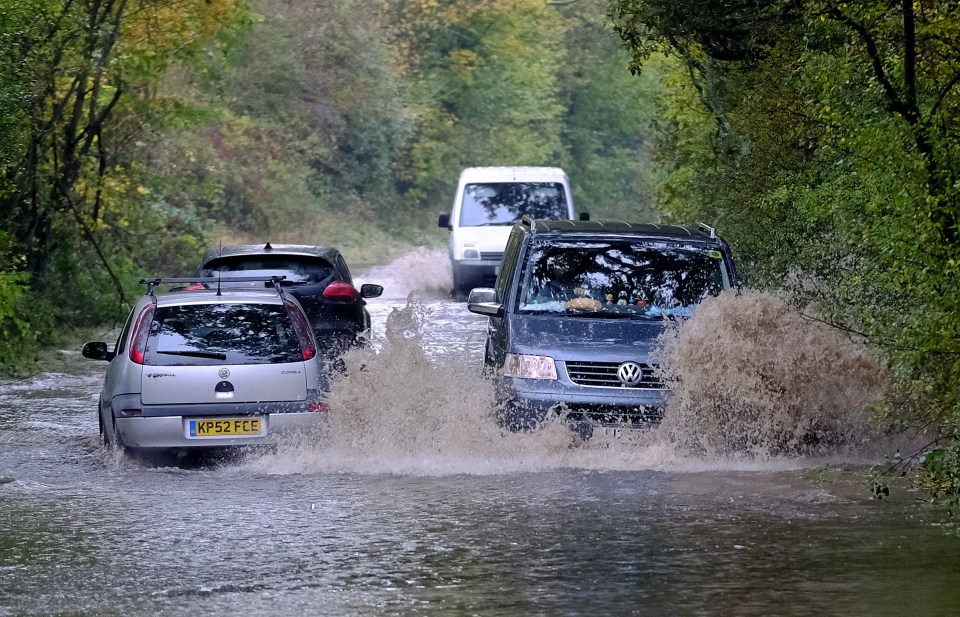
459, 166, 568, 183
152, 289, 287, 307
521, 219, 723, 243
199, 243, 342, 267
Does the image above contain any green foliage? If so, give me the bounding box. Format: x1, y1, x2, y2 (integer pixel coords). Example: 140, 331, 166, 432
0, 0, 667, 370
0, 231, 55, 371
612, 0, 960, 502
393, 0, 568, 207
919, 442, 960, 512
0, 0, 250, 367
554, 0, 664, 219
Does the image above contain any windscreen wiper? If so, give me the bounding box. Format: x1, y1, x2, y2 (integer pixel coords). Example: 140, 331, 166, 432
156, 350, 228, 360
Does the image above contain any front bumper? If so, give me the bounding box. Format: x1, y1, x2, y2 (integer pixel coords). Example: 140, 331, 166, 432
452, 260, 500, 288
495, 375, 665, 430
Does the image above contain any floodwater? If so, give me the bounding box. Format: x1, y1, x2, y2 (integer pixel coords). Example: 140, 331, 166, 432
1, 249, 959, 616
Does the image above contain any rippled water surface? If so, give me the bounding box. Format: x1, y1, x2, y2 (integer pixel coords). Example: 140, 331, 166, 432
2, 251, 959, 616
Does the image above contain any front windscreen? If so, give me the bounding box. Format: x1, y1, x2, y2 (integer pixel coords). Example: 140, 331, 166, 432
202, 255, 335, 285
459, 182, 568, 227
519, 240, 730, 317
143, 303, 302, 366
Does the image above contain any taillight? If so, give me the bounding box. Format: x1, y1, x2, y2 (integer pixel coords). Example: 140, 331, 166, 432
183, 283, 206, 291
284, 299, 316, 361
128, 304, 156, 365
322, 281, 358, 302
308, 401, 329, 412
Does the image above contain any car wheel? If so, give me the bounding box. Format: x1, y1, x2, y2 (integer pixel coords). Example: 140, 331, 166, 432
451, 264, 470, 300
102, 411, 125, 451
98, 410, 109, 446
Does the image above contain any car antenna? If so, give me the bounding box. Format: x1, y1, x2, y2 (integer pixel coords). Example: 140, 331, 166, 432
217, 240, 222, 296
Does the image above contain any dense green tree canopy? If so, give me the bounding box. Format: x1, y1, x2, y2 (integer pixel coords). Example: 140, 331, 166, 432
0, 0, 662, 365
613, 0, 960, 501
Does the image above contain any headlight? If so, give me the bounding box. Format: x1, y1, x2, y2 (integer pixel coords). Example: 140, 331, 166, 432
503, 353, 557, 380
461, 242, 481, 260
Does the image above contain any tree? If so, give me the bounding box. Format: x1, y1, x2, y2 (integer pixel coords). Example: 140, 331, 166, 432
611, 0, 960, 491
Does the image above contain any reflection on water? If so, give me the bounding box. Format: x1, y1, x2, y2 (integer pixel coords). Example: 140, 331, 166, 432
1, 249, 958, 616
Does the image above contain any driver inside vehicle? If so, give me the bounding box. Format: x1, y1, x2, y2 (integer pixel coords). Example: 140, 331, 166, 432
529, 261, 571, 304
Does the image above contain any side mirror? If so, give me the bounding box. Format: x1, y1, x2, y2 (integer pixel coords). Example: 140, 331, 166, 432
438, 213, 451, 229
360, 283, 384, 299
467, 287, 504, 317
82, 341, 113, 361
579, 212, 590, 221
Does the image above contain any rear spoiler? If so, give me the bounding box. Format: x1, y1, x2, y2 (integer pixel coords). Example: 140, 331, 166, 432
139, 276, 287, 296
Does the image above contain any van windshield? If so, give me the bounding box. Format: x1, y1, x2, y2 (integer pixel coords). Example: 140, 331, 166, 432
519, 240, 730, 317
460, 182, 568, 226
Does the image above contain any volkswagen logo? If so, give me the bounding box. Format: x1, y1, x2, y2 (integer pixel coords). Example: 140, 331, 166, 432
218, 368, 230, 380
617, 362, 644, 387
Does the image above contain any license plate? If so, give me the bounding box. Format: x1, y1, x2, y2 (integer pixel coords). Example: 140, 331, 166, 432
188, 417, 263, 438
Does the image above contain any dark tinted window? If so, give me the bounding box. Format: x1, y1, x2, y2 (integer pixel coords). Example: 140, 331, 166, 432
143, 303, 302, 366
460, 182, 568, 226
519, 240, 730, 317
202, 255, 336, 284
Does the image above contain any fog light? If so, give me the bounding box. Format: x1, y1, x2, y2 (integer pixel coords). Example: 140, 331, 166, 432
120, 408, 143, 417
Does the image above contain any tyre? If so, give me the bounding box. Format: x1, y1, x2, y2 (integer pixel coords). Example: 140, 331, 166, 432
451, 263, 474, 300
100, 408, 125, 451
98, 410, 109, 446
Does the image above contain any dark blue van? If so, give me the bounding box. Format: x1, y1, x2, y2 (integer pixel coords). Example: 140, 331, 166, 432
467, 218, 739, 436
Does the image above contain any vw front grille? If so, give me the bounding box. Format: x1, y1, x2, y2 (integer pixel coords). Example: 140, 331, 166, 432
565, 361, 663, 388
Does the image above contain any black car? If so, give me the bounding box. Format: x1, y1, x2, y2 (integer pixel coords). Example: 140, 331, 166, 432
196, 244, 383, 361
467, 217, 739, 437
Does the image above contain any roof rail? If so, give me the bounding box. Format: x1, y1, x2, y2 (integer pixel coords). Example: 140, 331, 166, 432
521, 215, 536, 232
697, 222, 717, 239
138, 276, 287, 296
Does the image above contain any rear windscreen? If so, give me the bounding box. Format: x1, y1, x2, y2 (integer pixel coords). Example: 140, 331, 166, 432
202, 255, 335, 284
459, 182, 568, 226
143, 303, 302, 366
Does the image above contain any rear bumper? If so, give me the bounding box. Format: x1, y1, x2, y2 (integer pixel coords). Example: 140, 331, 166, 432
110, 395, 327, 449
116, 412, 324, 449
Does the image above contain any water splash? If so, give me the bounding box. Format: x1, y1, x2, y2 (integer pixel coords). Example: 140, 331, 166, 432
656, 288, 890, 459
359, 247, 452, 299
252, 295, 593, 475
246, 287, 894, 476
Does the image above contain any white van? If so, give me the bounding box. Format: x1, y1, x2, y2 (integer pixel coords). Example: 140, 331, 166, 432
438, 166, 583, 296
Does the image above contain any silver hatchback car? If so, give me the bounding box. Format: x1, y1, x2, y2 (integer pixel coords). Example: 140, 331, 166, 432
82, 277, 328, 451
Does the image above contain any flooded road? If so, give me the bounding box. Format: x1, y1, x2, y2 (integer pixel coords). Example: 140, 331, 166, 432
2, 251, 959, 616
